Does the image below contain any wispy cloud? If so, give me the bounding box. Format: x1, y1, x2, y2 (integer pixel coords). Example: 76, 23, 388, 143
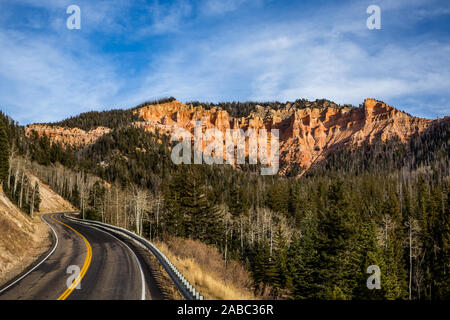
0, 30, 122, 124
131, 16, 449, 118
201, 0, 263, 15
135, 0, 193, 36
0, 0, 448, 124
125, 0, 450, 119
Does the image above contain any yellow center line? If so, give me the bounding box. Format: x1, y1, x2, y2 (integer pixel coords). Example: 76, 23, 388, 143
50, 214, 92, 300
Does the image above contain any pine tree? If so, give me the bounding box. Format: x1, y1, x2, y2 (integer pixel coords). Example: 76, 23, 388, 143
315, 180, 357, 299
288, 216, 321, 299
163, 178, 184, 237
351, 221, 385, 299
251, 240, 277, 293
34, 182, 41, 211
163, 166, 222, 242
382, 241, 408, 299
0, 121, 9, 183
30, 181, 41, 217
229, 184, 250, 217
267, 183, 287, 213
421, 185, 450, 299
273, 227, 289, 290
71, 183, 80, 208
180, 167, 210, 240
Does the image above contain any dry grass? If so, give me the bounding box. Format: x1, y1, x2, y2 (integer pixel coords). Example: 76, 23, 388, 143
0, 186, 51, 286
0, 172, 73, 287
155, 237, 257, 300
27, 173, 74, 214
145, 250, 184, 300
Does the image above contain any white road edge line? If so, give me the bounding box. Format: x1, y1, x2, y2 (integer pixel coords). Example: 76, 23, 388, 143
84, 224, 147, 300
0, 214, 59, 294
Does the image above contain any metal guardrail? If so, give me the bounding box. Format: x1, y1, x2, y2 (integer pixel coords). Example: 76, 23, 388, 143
63, 213, 204, 300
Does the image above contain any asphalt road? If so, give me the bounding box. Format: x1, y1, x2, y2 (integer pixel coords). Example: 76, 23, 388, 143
0, 213, 163, 300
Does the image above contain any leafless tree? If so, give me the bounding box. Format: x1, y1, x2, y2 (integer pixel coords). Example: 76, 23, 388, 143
30, 181, 38, 219
7, 144, 15, 189
18, 170, 25, 208
131, 186, 148, 236
406, 216, 421, 300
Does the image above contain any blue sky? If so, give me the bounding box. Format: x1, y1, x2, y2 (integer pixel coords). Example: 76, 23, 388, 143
0, 0, 449, 124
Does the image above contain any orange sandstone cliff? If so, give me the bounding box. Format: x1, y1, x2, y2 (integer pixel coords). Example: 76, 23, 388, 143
26, 98, 433, 176
132, 99, 432, 175
24, 125, 111, 149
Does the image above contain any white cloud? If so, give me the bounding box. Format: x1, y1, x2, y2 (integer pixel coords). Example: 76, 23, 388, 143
131, 17, 450, 117
135, 0, 193, 36
0, 30, 122, 124
0, 0, 448, 124
201, 0, 262, 15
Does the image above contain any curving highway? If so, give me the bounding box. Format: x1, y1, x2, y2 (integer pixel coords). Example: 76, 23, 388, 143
0, 213, 163, 300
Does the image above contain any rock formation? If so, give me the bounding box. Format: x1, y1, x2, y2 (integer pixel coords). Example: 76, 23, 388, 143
26, 98, 433, 176
25, 125, 111, 149
133, 99, 432, 175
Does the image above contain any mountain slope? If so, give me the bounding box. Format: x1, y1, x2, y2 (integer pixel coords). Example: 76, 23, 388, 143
0, 172, 73, 287
5, 97, 448, 300
133, 98, 432, 175
25, 98, 434, 176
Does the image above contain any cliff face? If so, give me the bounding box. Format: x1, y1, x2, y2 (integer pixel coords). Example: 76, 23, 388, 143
133, 99, 432, 175
25, 125, 111, 149
27, 98, 433, 175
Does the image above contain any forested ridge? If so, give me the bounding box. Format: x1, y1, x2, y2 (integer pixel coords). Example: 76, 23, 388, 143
0, 111, 41, 217
188, 98, 355, 118
0, 105, 448, 300
47, 97, 176, 131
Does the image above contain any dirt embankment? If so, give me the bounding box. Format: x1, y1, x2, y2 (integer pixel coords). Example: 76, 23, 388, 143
0, 174, 74, 287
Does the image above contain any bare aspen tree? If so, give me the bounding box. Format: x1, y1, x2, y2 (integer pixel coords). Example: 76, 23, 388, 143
249, 212, 254, 245
13, 160, 20, 196
101, 197, 104, 223
262, 209, 267, 242
224, 220, 229, 268
30, 182, 36, 218
223, 211, 233, 268
7, 144, 15, 189
415, 251, 425, 300
240, 217, 243, 250
256, 208, 261, 243
155, 192, 161, 238
123, 199, 128, 229
230, 228, 233, 258
105, 187, 111, 224
382, 215, 393, 248
115, 186, 119, 226
80, 181, 86, 219
406, 216, 421, 300
18, 169, 25, 208
269, 213, 273, 256
408, 219, 412, 300
25, 179, 29, 201
132, 187, 148, 236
